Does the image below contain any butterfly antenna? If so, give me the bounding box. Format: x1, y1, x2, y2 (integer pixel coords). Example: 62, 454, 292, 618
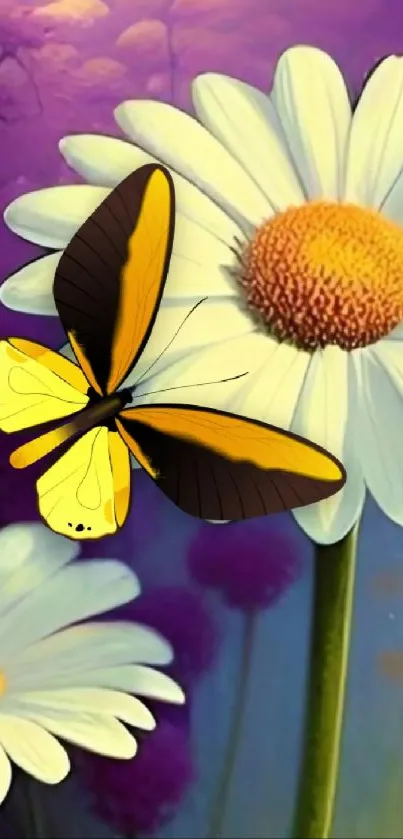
130, 370, 249, 401
135, 297, 208, 386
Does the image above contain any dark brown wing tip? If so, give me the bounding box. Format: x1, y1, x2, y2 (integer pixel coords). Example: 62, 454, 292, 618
128, 161, 175, 201
274, 459, 347, 512
275, 430, 347, 508
150, 164, 176, 224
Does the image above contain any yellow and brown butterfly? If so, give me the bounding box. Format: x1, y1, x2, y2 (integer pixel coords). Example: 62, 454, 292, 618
0, 164, 346, 540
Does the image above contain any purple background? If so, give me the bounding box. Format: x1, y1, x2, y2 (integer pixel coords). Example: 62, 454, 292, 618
2, 1, 403, 837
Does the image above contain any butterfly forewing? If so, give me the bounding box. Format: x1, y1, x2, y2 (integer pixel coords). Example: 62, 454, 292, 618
116, 405, 346, 520
53, 164, 175, 396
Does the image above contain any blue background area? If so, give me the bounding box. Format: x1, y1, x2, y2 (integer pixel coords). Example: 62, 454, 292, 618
156, 500, 403, 839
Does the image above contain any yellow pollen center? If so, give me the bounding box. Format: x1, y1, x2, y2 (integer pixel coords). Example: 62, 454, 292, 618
0, 672, 7, 696
239, 201, 403, 351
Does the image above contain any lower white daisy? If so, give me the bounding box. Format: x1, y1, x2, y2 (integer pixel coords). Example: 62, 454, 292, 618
5, 45, 403, 544
0, 522, 184, 804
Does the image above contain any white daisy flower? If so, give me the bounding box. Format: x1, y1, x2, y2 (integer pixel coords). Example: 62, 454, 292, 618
4, 45, 403, 545
0, 522, 184, 805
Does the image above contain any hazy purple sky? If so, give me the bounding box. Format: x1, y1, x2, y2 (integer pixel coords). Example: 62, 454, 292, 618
1, 0, 403, 343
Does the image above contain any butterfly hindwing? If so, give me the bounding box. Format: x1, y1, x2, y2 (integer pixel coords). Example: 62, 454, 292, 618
0, 338, 88, 432
53, 164, 175, 396
36, 426, 131, 539
116, 405, 346, 519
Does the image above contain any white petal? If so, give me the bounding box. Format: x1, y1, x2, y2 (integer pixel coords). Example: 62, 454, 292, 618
59, 342, 75, 361
192, 73, 304, 211
0, 561, 141, 657
345, 56, 403, 207
222, 339, 310, 426
272, 46, 351, 200
0, 523, 78, 620
130, 456, 142, 470
291, 346, 365, 544
353, 342, 403, 525
385, 322, 403, 341
4, 184, 240, 304
0, 745, 11, 804
6, 664, 184, 704
7, 623, 173, 685
60, 134, 150, 186
125, 299, 255, 390
77, 665, 185, 704
17, 709, 137, 759
168, 216, 238, 296
4, 185, 109, 248
162, 254, 237, 302
0, 716, 69, 784
14, 688, 156, 731
379, 172, 403, 225
0, 253, 61, 315
132, 330, 270, 410
115, 100, 270, 227
60, 134, 243, 246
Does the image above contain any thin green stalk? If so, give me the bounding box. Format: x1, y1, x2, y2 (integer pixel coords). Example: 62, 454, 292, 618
292, 522, 360, 839
26, 778, 48, 838
207, 610, 256, 839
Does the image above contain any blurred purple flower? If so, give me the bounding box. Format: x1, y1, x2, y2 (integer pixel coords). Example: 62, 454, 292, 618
111, 585, 220, 688
187, 521, 302, 612
77, 718, 195, 837
0, 433, 38, 527
82, 471, 161, 564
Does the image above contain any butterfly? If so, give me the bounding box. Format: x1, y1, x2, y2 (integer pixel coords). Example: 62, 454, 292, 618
0, 163, 346, 540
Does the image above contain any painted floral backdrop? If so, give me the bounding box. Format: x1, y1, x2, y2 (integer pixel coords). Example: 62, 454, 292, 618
1, 0, 403, 837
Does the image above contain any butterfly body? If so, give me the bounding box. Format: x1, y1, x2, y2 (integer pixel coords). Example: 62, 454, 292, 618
83, 386, 134, 429
0, 164, 347, 540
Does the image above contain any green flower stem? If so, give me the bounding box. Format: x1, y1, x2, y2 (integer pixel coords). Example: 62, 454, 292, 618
292, 522, 359, 839
207, 610, 256, 839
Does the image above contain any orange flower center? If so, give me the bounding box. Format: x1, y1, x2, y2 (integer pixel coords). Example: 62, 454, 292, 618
239, 201, 403, 351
